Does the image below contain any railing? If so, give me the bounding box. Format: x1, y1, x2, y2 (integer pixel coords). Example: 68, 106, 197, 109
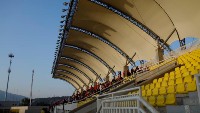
145, 39, 200, 70
97, 87, 159, 113
167, 39, 200, 58
195, 74, 200, 105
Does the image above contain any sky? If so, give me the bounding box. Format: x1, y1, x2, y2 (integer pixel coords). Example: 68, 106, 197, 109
0, 0, 75, 98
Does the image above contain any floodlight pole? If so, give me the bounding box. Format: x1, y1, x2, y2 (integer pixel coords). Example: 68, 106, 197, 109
30, 70, 34, 106
4, 53, 14, 101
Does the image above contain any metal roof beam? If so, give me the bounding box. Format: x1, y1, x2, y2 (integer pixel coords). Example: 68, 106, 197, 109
57, 63, 93, 82
65, 44, 116, 76
55, 74, 81, 88
54, 76, 79, 89
60, 57, 102, 81
56, 69, 87, 86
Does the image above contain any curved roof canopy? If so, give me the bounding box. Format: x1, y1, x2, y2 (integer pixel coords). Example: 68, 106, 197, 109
53, 0, 200, 89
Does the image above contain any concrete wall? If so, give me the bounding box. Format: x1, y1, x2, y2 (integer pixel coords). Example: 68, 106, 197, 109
10, 106, 48, 113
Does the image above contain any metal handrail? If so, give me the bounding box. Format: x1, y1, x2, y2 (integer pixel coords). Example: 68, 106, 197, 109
144, 39, 200, 69
100, 96, 159, 113
97, 87, 141, 99
96, 86, 159, 113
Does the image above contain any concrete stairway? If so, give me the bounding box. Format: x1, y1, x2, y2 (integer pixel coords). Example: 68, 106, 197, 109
156, 92, 200, 113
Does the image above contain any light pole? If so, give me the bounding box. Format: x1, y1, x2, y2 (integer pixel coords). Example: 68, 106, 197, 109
4, 53, 14, 101
30, 70, 34, 106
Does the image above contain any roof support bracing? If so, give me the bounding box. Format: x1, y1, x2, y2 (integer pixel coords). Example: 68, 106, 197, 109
65, 45, 116, 76
60, 57, 102, 81
56, 69, 87, 86
163, 28, 176, 45
70, 26, 136, 67
57, 64, 93, 82
54, 74, 81, 89
90, 0, 172, 51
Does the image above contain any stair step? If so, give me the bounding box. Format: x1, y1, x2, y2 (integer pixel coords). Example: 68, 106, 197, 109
190, 105, 200, 113
188, 92, 198, 99
165, 105, 200, 113
166, 105, 186, 113
183, 98, 199, 105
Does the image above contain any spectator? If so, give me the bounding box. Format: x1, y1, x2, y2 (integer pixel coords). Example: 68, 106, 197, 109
111, 76, 117, 84
127, 70, 131, 76
118, 71, 121, 76
131, 68, 134, 75
90, 85, 94, 94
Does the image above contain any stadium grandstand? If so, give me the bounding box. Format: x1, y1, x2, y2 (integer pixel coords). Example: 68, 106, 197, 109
51, 0, 200, 113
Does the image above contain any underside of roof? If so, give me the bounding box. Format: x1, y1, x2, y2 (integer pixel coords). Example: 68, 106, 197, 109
52, 0, 200, 90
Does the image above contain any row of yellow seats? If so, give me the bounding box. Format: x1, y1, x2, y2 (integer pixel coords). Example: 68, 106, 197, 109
143, 94, 176, 106
165, 70, 199, 80
178, 58, 200, 65
142, 80, 196, 97
178, 52, 200, 63
123, 76, 134, 83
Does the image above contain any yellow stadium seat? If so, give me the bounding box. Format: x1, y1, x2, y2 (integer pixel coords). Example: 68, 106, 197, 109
157, 95, 165, 106
175, 73, 182, 79
159, 87, 167, 95
155, 82, 161, 88
184, 76, 193, 83
142, 90, 146, 96
188, 67, 195, 71
181, 69, 188, 74
153, 79, 157, 84
158, 78, 163, 83
161, 81, 168, 87
193, 62, 199, 66
176, 78, 183, 84
148, 96, 156, 106
176, 83, 187, 94
175, 67, 180, 71
150, 83, 155, 89
170, 71, 175, 76
190, 70, 198, 75
175, 70, 181, 75
146, 89, 152, 96
182, 71, 190, 77
185, 64, 192, 68
152, 88, 159, 96
195, 65, 200, 70
187, 81, 197, 92
163, 76, 169, 81
167, 86, 175, 94
165, 94, 176, 105
168, 80, 175, 86
142, 85, 145, 90
164, 73, 169, 78
180, 66, 186, 70
169, 74, 175, 80
145, 84, 150, 90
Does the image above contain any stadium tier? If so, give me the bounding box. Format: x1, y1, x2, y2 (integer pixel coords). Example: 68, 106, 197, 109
51, 0, 200, 113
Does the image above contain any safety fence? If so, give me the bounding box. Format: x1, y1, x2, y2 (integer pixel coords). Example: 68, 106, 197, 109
97, 87, 159, 113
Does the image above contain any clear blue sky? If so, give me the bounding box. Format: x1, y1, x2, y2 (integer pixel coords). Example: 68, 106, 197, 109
0, 0, 75, 98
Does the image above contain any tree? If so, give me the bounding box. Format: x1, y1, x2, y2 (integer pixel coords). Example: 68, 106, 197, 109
20, 98, 30, 106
